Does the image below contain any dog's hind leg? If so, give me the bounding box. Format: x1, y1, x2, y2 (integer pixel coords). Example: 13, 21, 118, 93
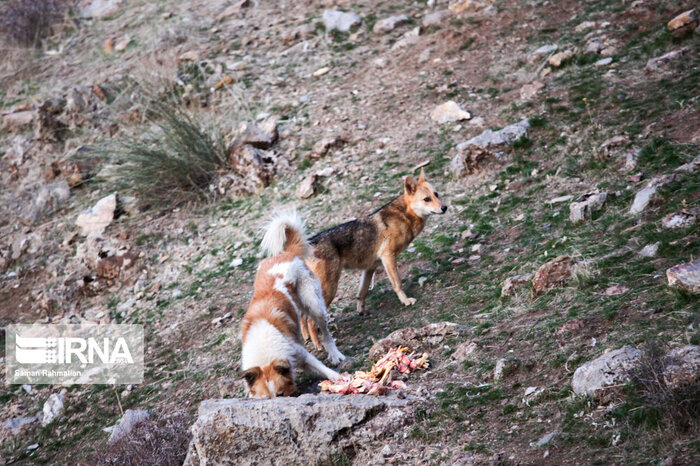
356, 267, 376, 315
296, 269, 346, 365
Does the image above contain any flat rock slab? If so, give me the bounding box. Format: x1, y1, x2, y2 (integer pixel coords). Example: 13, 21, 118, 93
667, 259, 700, 293
184, 394, 412, 466
322, 10, 362, 32
572, 346, 642, 397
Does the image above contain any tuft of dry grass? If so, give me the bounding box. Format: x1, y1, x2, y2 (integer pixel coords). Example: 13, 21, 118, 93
629, 341, 700, 433
0, 0, 71, 47
96, 412, 191, 466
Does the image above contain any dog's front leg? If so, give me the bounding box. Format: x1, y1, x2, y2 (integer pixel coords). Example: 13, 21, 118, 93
356, 267, 376, 315
380, 253, 416, 306
296, 344, 340, 380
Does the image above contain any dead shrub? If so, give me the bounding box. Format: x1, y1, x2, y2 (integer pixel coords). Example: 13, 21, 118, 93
97, 412, 191, 466
627, 341, 700, 433
0, 0, 71, 47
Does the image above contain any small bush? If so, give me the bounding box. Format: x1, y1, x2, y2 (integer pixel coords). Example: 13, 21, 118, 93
97, 412, 191, 466
627, 341, 700, 433
101, 97, 230, 206
0, 0, 70, 47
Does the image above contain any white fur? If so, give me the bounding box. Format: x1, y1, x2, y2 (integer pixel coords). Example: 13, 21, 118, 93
241, 319, 297, 371
260, 210, 306, 257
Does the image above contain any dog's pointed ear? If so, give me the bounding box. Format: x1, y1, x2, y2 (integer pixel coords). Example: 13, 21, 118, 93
404, 175, 417, 194
241, 367, 262, 387
272, 359, 291, 377
418, 167, 426, 183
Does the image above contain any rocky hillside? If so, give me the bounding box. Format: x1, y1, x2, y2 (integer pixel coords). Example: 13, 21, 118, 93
1, 0, 698, 464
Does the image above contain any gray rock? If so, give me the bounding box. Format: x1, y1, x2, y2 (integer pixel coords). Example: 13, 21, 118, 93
663, 345, 700, 389
431, 101, 471, 124
0, 416, 38, 437
646, 47, 691, 72
501, 273, 532, 297
322, 10, 362, 32
235, 120, 278, 149
109, 409, 150, 444
76, 193, 117, 237
675, 155, 700, 173
638, 242, 660, 258
79, 0, 127, 19
630, 175, 675, 214
661, 211, 697, 229
493, 357, 520, 381
456, 119, 530, 152
183, 394, 411, 466
667, 259, 700, 293
535, 430, 558, 447
569, 191, 607, 222
572, 346, 642, 397
373, 14, 409, 34
422, 10, 450, 27
391, 27, 421, 50
297, 174, 318, 199
1, 110, 36, 132
23, 180, 71, 224
42, 393, 65, 426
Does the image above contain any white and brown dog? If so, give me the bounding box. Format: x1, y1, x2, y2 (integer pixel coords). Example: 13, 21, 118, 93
240, 211, 345, 398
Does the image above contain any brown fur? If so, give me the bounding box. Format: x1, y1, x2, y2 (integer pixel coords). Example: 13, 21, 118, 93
305, 169, 447, 320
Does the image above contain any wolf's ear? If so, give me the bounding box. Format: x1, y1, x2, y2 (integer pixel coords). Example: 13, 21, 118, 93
241, 367, 262, 387
404, 176, 417, 194
418, 167, 426, 183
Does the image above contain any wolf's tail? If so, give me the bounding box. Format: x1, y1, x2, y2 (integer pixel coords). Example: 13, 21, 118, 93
260, 210, 309, 258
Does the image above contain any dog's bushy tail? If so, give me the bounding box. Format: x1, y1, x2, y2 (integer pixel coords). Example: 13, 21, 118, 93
260, 210, 308, 258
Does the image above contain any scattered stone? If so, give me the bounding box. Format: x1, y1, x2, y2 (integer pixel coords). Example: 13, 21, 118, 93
311, 136, 346, 158
501, 274, 532, 297
391, 27, 421, 50
380, 444, 394, 457
557, 319, 585, 336
530, 44, 558, 60
229, 258, 243, 268
450, 119, 530, 177
322, 9, 362, 32
373, 57, 389, 68
569, 191, 607, 222
572, 346, 642, 397
178, 50, 200, 62
431, 101, 471, 124
23, 180, 71, 225
667, 9, 698, 36
2, 110, 35, 132
676, 155, 700, 173
549, 50, 574, 67
663, 345, 700, 389
638, 242, 660, 258
661, 210, 697, 229
532, 256, 575, 295
519, 80, 545, 101
449, 0, 494, 14
452, 341, 478, 363
646, 47, 691, 72
313, 67, 331, 78
79, 0, 126, 19
109, 409, 150, 444
630, 175, 675, 214
297, 174, 318, 199
76, 193, 117, 237
373, 14, 409, 34
369, 322, 468, 361
422, 10, 450, 27
235, 120, 277, 149
535, 431, 558, 447
666, 259, 700, 293
575, 21, 597, 33
547, 194, 574, 205
215, 0, 249, 22
1, 417, 38, 438
42, 393, 65, 426
114, 35, 130, 52
183, 394, 412, 465
604, 284, 629, 296
493, 357, 520, 381
595, 57, 613, 67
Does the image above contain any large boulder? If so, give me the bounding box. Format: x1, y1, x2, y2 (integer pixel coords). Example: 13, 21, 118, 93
572, 346, 642, 397
183, 394, 414, 465
667, 259, 700, 293
532, 255, 575, 295
322, 10, 362, 32
369, 322, 468, 361
663, 345, 700, 389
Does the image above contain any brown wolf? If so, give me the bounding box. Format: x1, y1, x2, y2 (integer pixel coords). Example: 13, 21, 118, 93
301, 169, 447, 346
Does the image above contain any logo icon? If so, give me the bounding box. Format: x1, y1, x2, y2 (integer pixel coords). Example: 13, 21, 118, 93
15, 335, 57, 364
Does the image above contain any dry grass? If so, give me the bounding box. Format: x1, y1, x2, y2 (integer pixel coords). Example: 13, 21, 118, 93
96, 412, 191, 466
0, 0, 71, 47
